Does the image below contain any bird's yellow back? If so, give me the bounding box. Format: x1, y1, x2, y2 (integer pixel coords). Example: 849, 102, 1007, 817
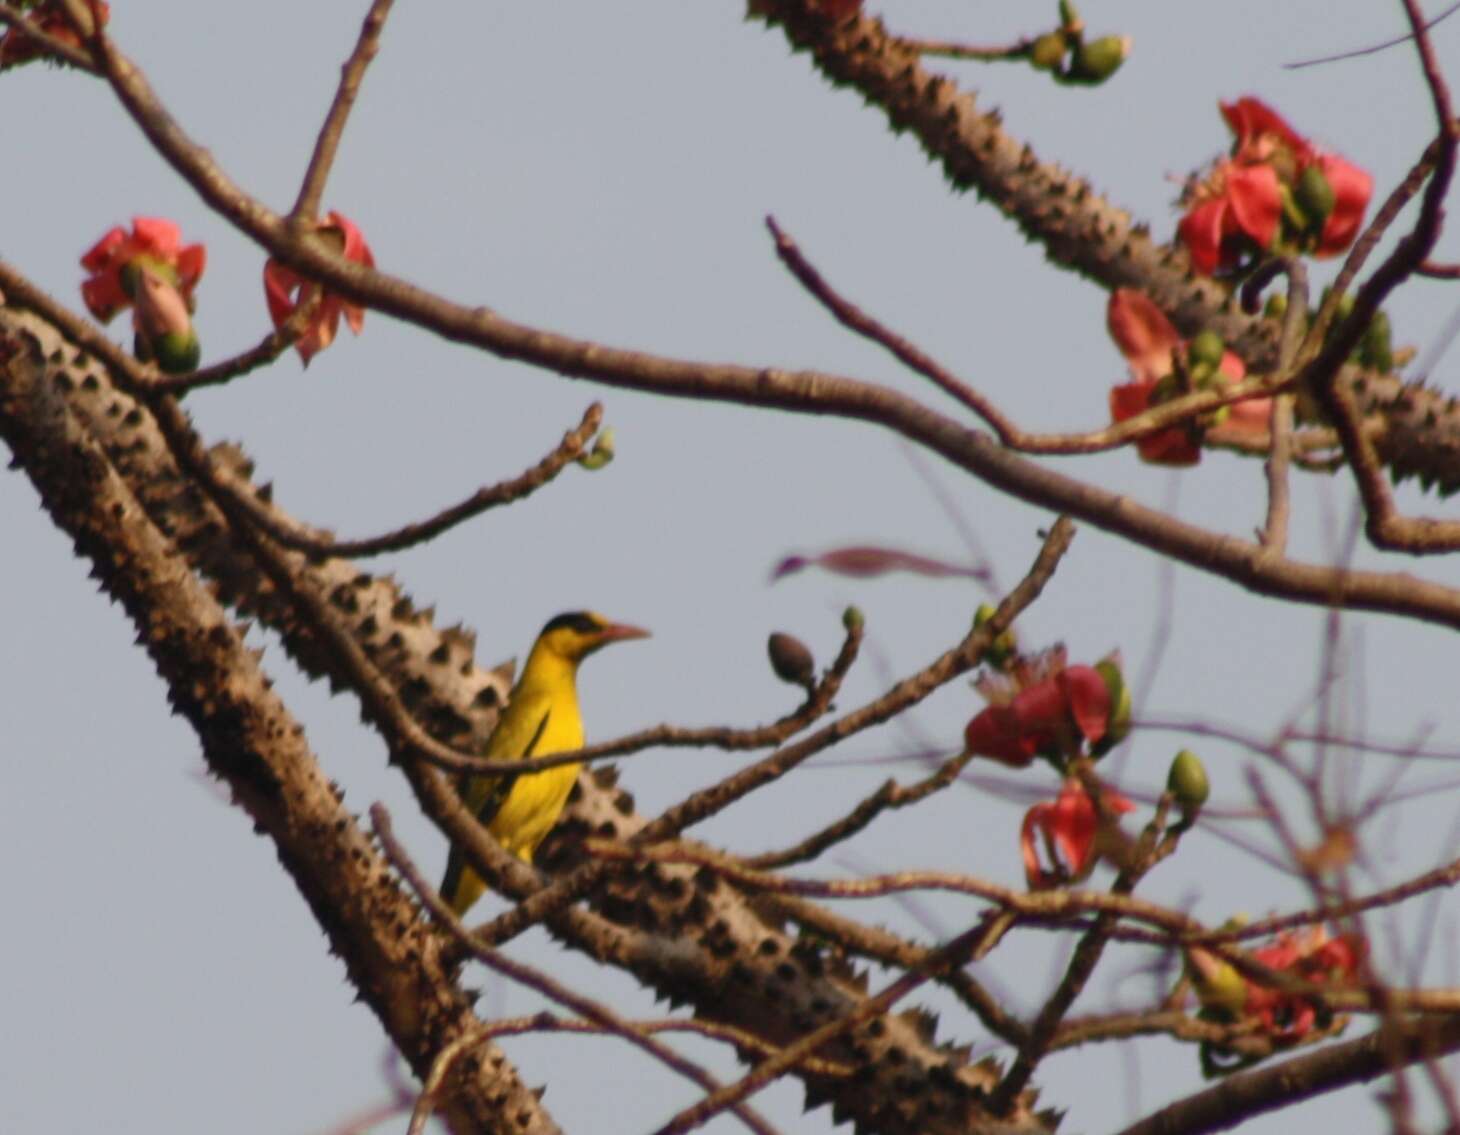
440, 611, 647, 916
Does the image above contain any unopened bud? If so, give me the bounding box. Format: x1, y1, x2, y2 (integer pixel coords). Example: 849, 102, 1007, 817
1295, 164, 1336, 230
1058, 0, 1083, 32
150, 330, 201, 374
1188, 330, 1225, 372
842, 605, 864, 632
973, 603, 1017, 666
1064, 35, 1129, 85
1360, 310, 1393, 372
768, 632, 816, 691
1090, 657, 1130, 756
577, 427, 616, 471
1167, 749, 1210, 812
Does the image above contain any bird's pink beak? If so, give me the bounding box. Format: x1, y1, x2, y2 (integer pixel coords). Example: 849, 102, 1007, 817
599, 622, 650, 644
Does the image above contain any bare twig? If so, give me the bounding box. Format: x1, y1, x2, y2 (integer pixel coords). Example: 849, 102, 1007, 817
292, 0, 396, 223
1284, 0, 1460, 69
218, 402, 603, 561
744, 748, 975, 869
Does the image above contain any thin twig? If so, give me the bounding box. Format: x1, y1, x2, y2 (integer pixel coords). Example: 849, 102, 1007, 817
291, 0, 396, 222
1284, 0, 1460, 69
216, 402, 603, 561
744, 748, 975, 869
1261, 260, 1308, 550
898, 35, 1036, 63
766, 215, 1283, 457
149, 294, 318, 394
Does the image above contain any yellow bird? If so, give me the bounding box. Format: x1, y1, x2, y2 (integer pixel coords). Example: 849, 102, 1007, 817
440, 610, 649, 915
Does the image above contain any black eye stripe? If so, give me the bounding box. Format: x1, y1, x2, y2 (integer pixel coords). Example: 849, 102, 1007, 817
541, 611, 601, 636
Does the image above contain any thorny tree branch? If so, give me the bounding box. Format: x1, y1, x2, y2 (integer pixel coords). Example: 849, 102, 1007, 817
372, 805, 785, 1135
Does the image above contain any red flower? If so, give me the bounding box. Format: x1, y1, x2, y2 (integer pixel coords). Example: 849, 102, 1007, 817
965, 648, 1117, 766
0, 1, 108, 68
1106, 289, 1270, 465
263, 211, 375, 364
1020, 778, 1135, 889
80, 217, 206, 324
1244, 928, 1366, 1041
1177, 163, 1282, 276
1179, 97, 1370, 274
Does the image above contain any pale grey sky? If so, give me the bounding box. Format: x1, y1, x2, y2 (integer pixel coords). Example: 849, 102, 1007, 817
4, 3, 1460, 1133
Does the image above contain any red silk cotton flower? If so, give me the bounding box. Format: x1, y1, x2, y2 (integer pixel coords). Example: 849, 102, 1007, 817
965, 647, 1119, 767
0, 1, 108, 68
1178, 97, 1371, 275
80, 217, 206, 325
1020, 778, 1135, 889
263, 211, 375, 364
1106, 288, 1270, 466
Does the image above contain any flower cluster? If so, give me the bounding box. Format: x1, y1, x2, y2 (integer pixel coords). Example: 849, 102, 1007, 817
81, 217, 207, 373
0, 1, 108, 68
964, 642, 1135, 889
1187, 926, 1366, 1071
77, 210, 375, 373
263, 211, 375, 364
1106, 288, 1270, 466
1178, 97, 1372, 276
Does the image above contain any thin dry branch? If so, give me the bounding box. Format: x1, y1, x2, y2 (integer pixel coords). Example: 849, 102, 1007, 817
221, 402, 604, 562
291, 0, 395, 222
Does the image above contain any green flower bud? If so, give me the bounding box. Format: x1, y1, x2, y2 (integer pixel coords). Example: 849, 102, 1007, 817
1150, 372, 1181, 403
1188, 330, 1225, 372
1090, 657, 1130, 756
842, 605, 864, 632
1361, 310, 1393, 372
1058, 0, 1083, 32
767, 632, 816, 690
1029, 32, 1067, 71
577, 427, 616, 471
1167, 749, 1210, 812
1263, 293, 1288, 320
1064, 35, 1129, 85
972, 603, 1017, 666
134, 329, 201, 374
1294, 164, 1336, 230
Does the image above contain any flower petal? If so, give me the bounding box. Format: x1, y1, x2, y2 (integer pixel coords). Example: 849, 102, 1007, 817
1058, 665, 1112, 744
1314, 154, 1373, 256
1178, 197, 1229, 276
1107, 289, 1179, 382
1224, 163, 1282, 251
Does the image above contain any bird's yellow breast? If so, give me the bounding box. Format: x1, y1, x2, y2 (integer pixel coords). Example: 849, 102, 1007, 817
483, 690, 584, 861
